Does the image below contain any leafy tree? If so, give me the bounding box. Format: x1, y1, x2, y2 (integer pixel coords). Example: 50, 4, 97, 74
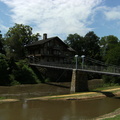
104, 44, 120, 65
84, 31, 100, 59
100, 36, 120, 84
65, 33, 84, 55
0, 31, 5, 54
4, 23, 40, 60
100, 35, 119, 58
0, 54, 9, 85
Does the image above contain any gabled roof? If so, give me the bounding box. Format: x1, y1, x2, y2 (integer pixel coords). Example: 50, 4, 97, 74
26, 36, 58, 47
26, 36, 76, 52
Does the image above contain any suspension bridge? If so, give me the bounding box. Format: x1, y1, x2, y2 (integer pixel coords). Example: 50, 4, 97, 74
29, 56, 120, 93
30, 56, 120, 76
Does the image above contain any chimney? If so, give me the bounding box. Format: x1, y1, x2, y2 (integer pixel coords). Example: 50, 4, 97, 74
43, 33, 47, 40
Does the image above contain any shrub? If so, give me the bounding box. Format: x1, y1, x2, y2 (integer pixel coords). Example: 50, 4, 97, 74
13, 60, 40, 84
102, 75, 120, 85
9, 74, 20, 85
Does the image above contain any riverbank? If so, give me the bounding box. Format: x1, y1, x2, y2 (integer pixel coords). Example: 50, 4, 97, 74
26, 87, 120, 101
0, 86, 120, 102
97, 108, 120, 120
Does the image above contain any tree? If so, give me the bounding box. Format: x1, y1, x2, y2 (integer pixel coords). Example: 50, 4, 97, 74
5, 23, 40, 60
0, 54, 9, 85
104, 44, 120, 65
84, 31, 100, 59
64, 33, 85, 55
100, 35, 119, 58
100, 35, 120, 84
65, 32, 101, 65
0, 31, 5, 54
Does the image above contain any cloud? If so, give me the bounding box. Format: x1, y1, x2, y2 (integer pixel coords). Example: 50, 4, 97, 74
0, 23, 8, 33
104, 6, 120, 20
1, 0, 103, 39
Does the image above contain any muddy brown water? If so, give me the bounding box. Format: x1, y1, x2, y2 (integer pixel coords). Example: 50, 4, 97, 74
0, 80, 103, 99
0, 82, 119, 120
0, 97, 120, 120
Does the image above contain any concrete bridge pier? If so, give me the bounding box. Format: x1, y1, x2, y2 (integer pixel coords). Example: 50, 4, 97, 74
70, 69, 89, 93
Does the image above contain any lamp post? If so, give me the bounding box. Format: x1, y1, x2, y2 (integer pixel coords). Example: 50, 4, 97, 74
32, 55, 35, 63
75, 55, 78, 69
81, 55, 85, 69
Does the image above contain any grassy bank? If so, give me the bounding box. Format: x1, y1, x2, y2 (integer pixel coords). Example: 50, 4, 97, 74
98, 108, 120, 120
103, 115, 120, 120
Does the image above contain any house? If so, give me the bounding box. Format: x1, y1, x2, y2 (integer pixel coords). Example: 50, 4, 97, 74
26, 34, 76, 64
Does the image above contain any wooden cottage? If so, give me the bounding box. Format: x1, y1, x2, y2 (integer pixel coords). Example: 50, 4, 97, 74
26, 34, 75, 64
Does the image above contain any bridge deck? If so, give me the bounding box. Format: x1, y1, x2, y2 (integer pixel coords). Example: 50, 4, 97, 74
30, 63, 120, 76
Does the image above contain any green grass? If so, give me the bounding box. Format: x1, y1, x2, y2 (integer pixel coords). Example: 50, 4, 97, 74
103, 114, 120, 120
0, 97, 6, 100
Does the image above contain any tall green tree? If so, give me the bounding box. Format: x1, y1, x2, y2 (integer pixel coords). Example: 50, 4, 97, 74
104, 44, 120, 65
100, 35, 119, 58
0, 31, 5, 54
84, 31, 100, 59
5, 23, 40, 60
65, 31, 101, 60
0, 54, 9, 85
64, 33, 84, 55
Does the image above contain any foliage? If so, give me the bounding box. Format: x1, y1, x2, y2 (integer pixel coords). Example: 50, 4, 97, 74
0, 54, 10, 85
0, 31, 5, 54
0, 55, 40, 85
65, 33, 84, 55
84, 31, 100, 59
12, 60, 40, 84
100, 35, 119, 59
4, 23, 40, 60
0, 27, 42, 86
102, 75, 120, 84
65, 31, 101, 60
104, 45, 120, 65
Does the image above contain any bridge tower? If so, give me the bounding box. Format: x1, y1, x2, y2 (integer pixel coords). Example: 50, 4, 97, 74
70, 69, 89, 93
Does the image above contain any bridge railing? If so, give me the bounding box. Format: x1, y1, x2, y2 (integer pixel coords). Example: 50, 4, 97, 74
29, 57, 120, 74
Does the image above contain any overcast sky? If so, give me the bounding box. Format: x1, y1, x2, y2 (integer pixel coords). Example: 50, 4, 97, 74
0, 0, 120, 40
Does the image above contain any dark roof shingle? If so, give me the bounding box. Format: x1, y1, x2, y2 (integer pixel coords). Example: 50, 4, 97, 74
26, 36, 58, 47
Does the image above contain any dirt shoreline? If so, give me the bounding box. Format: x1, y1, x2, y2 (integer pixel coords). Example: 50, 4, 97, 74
0, 87, 120, 102
25, 87, 120, 101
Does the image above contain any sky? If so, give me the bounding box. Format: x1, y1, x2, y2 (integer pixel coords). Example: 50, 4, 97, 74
0, 0, 120, 40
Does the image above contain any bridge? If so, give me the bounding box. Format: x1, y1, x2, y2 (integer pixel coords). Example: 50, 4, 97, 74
30, 63, 120, 76
29, 57, 120, 93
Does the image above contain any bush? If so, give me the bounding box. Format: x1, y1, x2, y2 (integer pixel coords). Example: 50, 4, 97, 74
0, 57, 41, 86
12, 60, 40, 84
9, 74, 20, 85
102, 75, 120, 85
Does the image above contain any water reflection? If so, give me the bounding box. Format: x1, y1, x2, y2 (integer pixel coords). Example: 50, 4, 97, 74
22, 100, 28, 109
0, 98, 120, 120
